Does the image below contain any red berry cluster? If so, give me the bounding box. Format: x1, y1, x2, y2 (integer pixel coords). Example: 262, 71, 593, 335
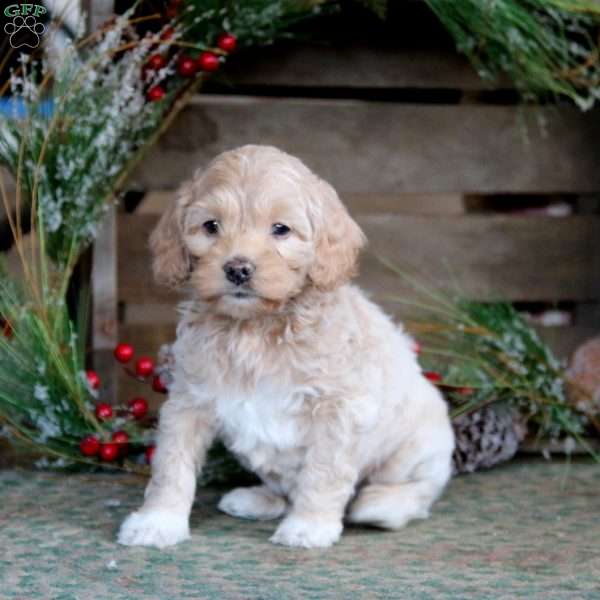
80, 431, 156, 464
142, 9, 238, 104
79, 342, 167, 463
114, 342, 168, 394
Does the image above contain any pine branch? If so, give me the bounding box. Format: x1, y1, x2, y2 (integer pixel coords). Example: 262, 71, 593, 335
377, 256, 596, 455
423, 0, 600, 109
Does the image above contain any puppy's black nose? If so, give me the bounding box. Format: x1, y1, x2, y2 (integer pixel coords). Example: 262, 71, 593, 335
223, 256, 255, 286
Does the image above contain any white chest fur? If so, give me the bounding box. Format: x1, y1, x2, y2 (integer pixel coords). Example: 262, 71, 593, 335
212, 379, 313, 470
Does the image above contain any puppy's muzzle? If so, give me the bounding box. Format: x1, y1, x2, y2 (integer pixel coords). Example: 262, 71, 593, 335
223, 256, 255, 286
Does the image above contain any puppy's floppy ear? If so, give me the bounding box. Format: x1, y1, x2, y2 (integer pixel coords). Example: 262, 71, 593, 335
149, 184, 192, 287
308, 179, 366, 291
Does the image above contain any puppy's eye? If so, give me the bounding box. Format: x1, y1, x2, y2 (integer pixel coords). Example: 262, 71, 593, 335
271, 223, 291, 237
203, 220, 219, 235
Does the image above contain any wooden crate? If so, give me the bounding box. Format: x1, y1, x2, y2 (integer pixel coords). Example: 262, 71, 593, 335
110, 7, 600, 400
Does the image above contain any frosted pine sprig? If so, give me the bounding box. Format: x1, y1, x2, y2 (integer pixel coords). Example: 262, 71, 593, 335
377, 256, 597, 457
0, 13, 173, 265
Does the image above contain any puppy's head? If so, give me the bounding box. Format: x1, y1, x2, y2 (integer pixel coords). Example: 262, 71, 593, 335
150, 145, 365, 318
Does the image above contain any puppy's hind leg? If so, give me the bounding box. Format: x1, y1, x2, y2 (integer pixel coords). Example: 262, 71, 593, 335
218, 486, 287, 521
347, 444, 453, 530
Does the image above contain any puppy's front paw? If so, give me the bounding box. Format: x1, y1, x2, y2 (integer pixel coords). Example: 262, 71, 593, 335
270, 514, 342, 548
117, 510, 190, 549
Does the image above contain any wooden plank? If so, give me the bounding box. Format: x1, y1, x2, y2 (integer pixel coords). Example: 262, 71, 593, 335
130, 97, 600, 194
117, 213, 182, 305
119, 323, 176, 355
137, 191, 175, 215
92, 206, 118, 403
123, 302, 182, 325
118, 213, 600, 305
575, 303, 600, 329
139, 191, 465, 216
121, 299, 598, 360
360, 214, 600, 302
221, 44, 488, 90
533, 325, 598, 361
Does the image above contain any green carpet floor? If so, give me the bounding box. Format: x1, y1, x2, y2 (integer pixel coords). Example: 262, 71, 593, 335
1, 458, 599, 599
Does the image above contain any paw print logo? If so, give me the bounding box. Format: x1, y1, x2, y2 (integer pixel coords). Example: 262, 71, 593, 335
4, 15, 46, 49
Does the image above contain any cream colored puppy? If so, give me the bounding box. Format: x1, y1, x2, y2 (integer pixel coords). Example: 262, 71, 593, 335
118, 145, 454, 549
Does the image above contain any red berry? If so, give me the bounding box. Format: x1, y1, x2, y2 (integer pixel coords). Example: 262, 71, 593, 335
111, 430, 129, 446
197, 51, 220, 72
129, 397, 149, 419
113, 343, 134, 363
177, 55, 197, 77
160, 26, 175, 40
217, 33, 237, 53
111, 430, 129, 456
99, 442, 119, 462
147, 53, 166, 71
95, 403, 113, 420
145, 446, 156, 464
424, 371, 442, 383
412, 341, 421, 355
79, 435, 101, 456
86, 370, 101, 390
135, 356, 155, 378
147, 85, 166, 102
152, 374, 168, 394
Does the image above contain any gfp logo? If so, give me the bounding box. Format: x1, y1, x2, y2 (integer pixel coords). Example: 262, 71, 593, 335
4, 4, 47, 49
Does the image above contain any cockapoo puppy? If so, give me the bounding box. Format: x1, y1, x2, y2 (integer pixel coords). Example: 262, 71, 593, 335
118, 145, 454, 549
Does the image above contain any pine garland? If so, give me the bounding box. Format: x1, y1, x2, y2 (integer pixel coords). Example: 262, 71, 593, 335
180, 0, 334, 48
423, 0, 600, 109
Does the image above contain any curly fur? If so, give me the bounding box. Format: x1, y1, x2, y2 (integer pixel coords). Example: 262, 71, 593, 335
119, 145, 454, 549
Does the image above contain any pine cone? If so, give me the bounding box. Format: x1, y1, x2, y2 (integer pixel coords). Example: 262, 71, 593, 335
452, 405, 526, 475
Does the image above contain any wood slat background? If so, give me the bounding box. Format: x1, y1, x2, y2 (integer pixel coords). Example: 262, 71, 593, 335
118, 212, 600, 305
117, 209, 600, 362
219, 43, 489, 90
130, 97, 600, 194
118, 10, 600, 375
